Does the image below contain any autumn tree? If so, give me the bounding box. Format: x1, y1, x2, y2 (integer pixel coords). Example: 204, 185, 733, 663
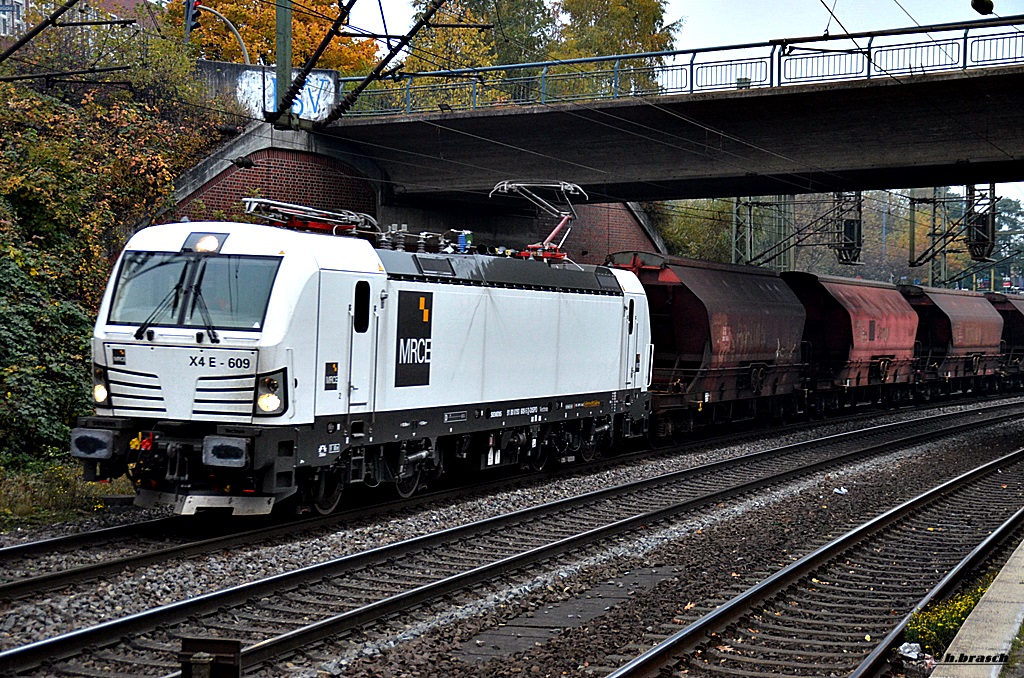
548, 0, 684, 103
553, 0, 679, 58
462, 0, 557, 65
171, 0, 378, 72
0, 5, 230, 466
645, 200, 732, 262
405, 0, 497, 72
393, 0, 508, 109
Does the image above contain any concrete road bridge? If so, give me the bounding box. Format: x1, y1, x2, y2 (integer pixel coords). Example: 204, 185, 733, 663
308, 15, 1024, 208
180, 15, 1024, 247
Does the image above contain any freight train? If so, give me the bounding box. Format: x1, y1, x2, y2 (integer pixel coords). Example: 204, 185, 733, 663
70, 199, 1020, 516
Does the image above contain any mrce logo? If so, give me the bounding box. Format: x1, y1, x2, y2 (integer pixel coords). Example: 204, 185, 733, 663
395, 292, 432, 387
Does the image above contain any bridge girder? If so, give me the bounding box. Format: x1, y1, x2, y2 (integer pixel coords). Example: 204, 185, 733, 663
314, 65, 1024, 204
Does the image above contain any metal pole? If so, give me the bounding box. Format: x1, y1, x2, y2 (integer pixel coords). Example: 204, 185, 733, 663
930, 187, 938, 286
275, 0, 292, 115
732, 197, 744, 265
909, 192, 916, 268
746, 201, 754, 263
866, 36, 874, 79
882, 191, 888, 264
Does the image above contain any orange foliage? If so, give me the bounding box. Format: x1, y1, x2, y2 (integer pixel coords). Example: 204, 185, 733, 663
175, 0, 378, 73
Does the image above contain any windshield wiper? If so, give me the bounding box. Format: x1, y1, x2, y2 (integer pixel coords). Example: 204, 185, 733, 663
134, 265, 188, 340
189, 261, 220, 344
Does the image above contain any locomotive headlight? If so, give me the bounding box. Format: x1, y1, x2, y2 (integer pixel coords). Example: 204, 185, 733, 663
92, 364, 111, 407
194, 235, 220, 253
182, 232, 228, 254
254, 369, 287, 416
257, 391, 281, 412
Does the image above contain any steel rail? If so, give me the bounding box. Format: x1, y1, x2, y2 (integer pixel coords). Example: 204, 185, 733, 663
0, 517, 179, 561
203, 406, 1024, 676
850, 506, 1024, 677
1, 401, 1017, 675
2, 399, 1019, 602
605, 448, 1024, 678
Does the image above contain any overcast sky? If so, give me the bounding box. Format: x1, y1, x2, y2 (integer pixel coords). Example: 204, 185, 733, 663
347, 0, 1024, 200
350, 0, 1024, 48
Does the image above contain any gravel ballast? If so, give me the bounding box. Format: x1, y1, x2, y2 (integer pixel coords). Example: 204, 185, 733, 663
1, 398, 1021, 666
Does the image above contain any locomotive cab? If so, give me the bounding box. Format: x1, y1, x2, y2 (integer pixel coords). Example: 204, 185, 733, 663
70, 222, 385, 515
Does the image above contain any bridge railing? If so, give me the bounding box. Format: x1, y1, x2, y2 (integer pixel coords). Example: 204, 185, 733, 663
339, 15, 1024, 117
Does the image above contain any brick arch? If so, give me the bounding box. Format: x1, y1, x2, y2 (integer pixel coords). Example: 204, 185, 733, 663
175, 149, 377, 223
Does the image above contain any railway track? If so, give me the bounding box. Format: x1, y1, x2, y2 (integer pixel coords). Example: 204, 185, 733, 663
2, 397, 1020, 604
2, 400, 1022, 676
605, 450, 1024, 678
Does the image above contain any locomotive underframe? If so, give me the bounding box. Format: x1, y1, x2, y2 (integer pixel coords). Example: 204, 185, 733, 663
75, 389, 649, 515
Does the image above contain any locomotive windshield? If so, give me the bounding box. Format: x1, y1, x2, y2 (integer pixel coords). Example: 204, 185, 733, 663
107, 251, 281, 331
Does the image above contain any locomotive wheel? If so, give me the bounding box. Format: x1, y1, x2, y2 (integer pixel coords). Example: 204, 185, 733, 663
312, 470, 344, 515
395, 468, 422, 499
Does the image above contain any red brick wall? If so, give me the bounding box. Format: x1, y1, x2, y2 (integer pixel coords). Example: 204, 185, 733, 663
172, 150, 658, 265
562, 204, 659, 265
174, 149, 376, 223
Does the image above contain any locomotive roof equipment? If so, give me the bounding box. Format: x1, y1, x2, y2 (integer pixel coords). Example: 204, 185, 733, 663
489, 181, 588, 262
242, 197, 379, 235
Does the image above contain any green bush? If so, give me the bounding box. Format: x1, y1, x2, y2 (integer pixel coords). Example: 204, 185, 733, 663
0, 67, 224, 470
0, 217, 93, 469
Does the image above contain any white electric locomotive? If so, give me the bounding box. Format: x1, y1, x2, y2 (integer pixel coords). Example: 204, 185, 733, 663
70, 199, 653, 515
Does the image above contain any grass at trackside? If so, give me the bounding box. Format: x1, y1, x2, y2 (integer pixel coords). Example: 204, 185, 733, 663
0, 463, 134, 532
1000, 621, 1024, 678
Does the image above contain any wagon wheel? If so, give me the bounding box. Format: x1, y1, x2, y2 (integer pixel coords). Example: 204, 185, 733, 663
750, 366, 767, 395
395, 468, 422, 499
311, 469, 344, 515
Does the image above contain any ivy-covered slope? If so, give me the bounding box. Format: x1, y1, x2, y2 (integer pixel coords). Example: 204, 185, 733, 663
0, 79, 223, 468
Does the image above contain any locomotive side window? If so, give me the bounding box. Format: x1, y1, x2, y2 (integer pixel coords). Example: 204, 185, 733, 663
354, 281, 370, 333
628, 299, 635, 335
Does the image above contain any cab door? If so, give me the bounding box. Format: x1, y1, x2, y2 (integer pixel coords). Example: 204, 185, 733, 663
622, 297, 638, 389
346, 277, 383, 414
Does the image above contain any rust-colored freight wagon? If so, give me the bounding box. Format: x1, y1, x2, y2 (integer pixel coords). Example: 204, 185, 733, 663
984, 291, 1024, 381
607, 252, 805, 434
781, 272, 918, 406
899, 285, 1003, 391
